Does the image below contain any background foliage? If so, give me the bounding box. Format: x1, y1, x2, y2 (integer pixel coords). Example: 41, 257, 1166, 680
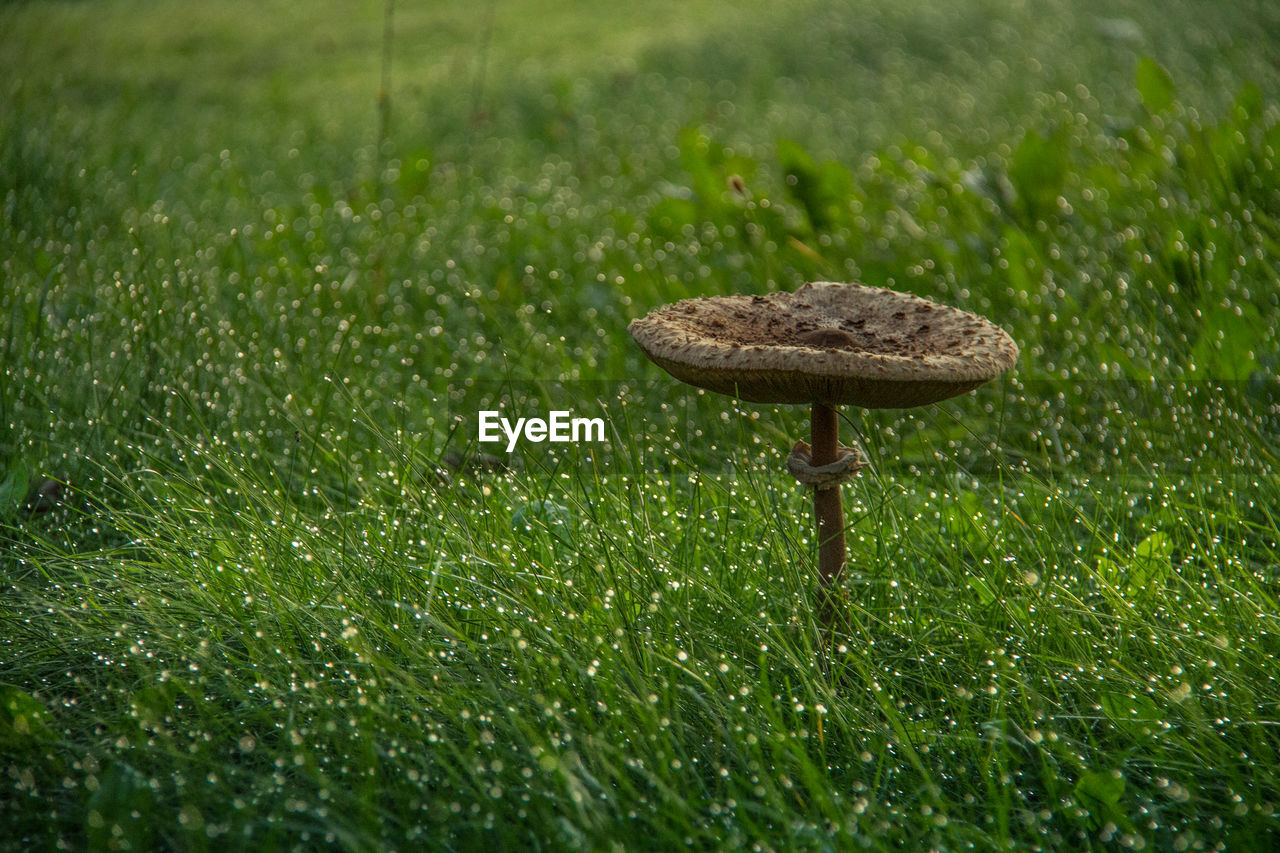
3, 0, 1280, 849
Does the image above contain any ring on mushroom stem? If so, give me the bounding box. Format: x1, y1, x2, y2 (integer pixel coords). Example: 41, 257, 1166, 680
629, 281, 1019, 636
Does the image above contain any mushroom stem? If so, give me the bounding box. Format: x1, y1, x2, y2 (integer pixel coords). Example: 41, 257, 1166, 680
810, 402, 846, 624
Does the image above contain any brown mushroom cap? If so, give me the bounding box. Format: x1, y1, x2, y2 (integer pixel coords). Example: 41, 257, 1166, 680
628, 281, 1019, 408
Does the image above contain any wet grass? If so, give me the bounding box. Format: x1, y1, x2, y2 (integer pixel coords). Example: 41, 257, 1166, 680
3, 0, 1280, 849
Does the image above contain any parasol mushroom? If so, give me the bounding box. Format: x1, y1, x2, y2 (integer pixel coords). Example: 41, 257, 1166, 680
628, 281, 1018, 629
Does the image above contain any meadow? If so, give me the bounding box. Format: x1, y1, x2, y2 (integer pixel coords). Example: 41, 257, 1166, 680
3, 0, 1280, 848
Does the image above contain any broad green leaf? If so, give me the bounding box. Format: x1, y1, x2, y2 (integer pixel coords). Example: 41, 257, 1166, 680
0, 687, 53, 746
1136, 57, 1175, 113
1076, 769, 1125, 806
1190, 305, 1261, 381
86, 763, 153, 852
1129, 532, 1173, 591
1000, 226, 1041, 296
1096, 555, 1122, 587
1008, 129, 1068, 221
777, 139, 852, 232
0, 463, 32, 513
1100, 691, 1163, 740
1230, 81, 1263, 125
678, 126, 723, 201
1075, 769, 1127, 829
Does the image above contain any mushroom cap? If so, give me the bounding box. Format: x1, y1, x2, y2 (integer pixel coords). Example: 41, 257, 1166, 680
628, 281, 1019, 408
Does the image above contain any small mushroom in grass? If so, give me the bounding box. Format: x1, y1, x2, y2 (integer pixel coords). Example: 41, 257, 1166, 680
629, 281, 1018, 631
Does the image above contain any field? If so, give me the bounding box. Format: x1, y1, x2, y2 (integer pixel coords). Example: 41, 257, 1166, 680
3, 0, 1280, 849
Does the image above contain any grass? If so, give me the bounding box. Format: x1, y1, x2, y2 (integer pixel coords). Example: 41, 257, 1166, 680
3, 0, 1280, 849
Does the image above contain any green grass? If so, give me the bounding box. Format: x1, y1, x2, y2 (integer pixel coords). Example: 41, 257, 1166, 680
3, 0, 1280, 849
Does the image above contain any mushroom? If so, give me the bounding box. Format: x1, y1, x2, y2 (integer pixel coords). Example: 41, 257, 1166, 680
628, 281, 1018, 629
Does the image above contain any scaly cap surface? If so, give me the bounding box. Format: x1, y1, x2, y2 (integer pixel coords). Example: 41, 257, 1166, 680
628, 281, 1019, 408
